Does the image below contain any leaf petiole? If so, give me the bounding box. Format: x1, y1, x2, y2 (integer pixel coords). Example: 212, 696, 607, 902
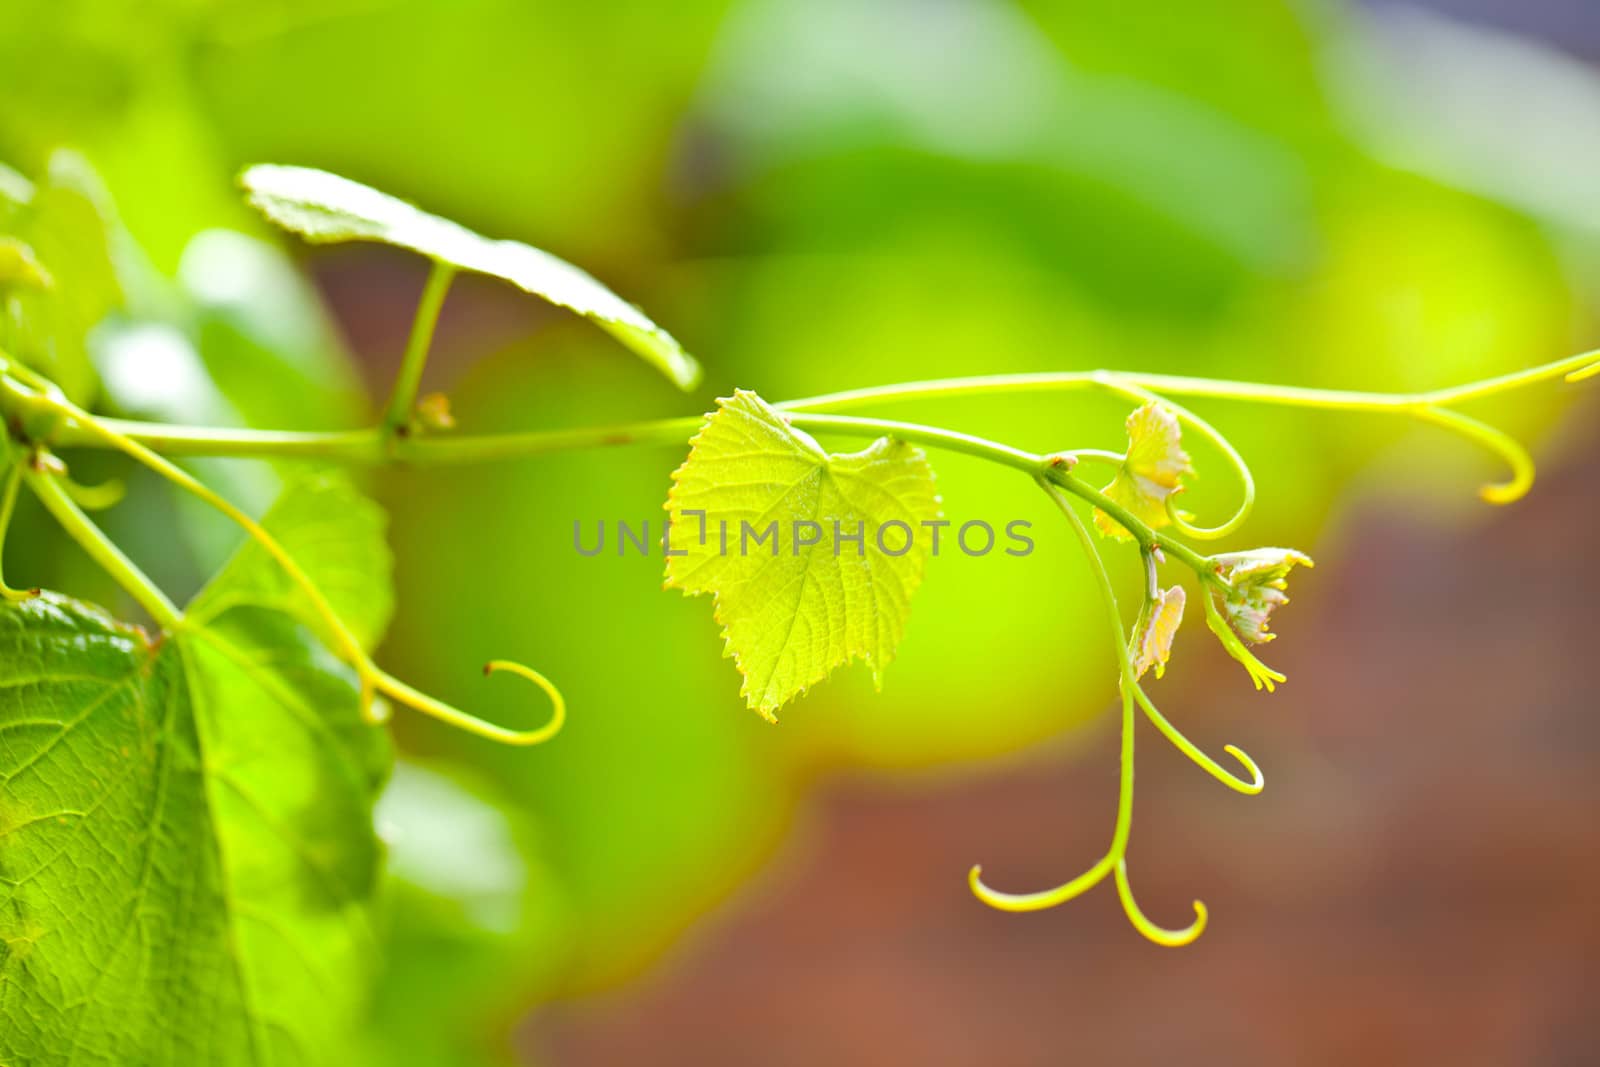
0, 448, 38, 600
23, 457, 182, 629
383, 260, 456, 441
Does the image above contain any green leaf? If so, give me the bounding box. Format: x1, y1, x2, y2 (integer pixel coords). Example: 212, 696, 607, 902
0, 478, 396, 1066
188, 474, 395, 652
664, 390, 941, 719
0, 598, 388, 1065
238, 164, 700, 391
1095, 401, 1193, 540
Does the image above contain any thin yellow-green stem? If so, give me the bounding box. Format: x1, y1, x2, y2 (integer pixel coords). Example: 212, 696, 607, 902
1126, 681, 1263, 795
0, 457, 37, 600
1050, 488, 1206, 945
39, 352, 1592, 518
376, 660, 565, 747
24, 463, 181, 630
384, 261, 456, 438
968, 482, 1131, 914
775, 351, 1598, 414
970, 479, 1219, 944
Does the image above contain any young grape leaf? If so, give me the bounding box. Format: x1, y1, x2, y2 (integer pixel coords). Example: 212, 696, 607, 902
0, 478, 395, 1066
1131, 585, 1185, 680
1094, 401, 1193, 540
238, 164, 700, 391
664, 390, 941, 719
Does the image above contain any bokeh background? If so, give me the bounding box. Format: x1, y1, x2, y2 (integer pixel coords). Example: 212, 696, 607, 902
3, 1, 1598, 1064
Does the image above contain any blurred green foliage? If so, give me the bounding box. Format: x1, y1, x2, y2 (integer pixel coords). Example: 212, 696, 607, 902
3, 0, 1595, 1062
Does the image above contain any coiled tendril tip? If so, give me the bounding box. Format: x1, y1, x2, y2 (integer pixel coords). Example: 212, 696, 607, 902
371, 660, 566, 747
1566, 358, 1600, 384
1115, 860, 1207, 948
968, 855, 1115, 914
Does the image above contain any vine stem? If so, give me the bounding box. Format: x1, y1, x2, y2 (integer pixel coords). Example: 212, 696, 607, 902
51, 350, 1593, 459
41, 351, 1592, 521
23, 350, 1592, 593
785, 412, 1221, 582
771, 351, 1599, 413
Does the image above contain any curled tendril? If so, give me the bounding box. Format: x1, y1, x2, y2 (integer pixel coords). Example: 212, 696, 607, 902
0, 363, 565, 748
1126, 679, 1263, 795
970, 482, 1233, 945
372, 660, 566, 746
968, 855, 1115, 913
1114, 859, 1207, 948
63, 473, 125, 511
1158, 406, 1254, 540
1412, 405, 1534, 505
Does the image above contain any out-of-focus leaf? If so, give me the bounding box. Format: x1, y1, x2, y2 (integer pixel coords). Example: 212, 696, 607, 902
360, 760, 571, 1067
86, 220, 370, 596
665, 390, 941, 718
189, 474, 394, 652
1, 152, 123, 405
1332, 6, 1600, 238
694, 0, 1314, 314
0, 163, 32, 212
240, 164, 701, 390
178, 229, 367, 433
0, 237, 50, 289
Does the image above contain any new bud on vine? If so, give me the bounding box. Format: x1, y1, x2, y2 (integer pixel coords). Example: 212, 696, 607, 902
1211, 548, 1314, 644
1199, 546, 1314, 693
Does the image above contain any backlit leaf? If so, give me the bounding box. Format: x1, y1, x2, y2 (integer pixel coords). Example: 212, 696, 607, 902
664, 390, 941, 719
188, 474, 394, 652
238, 164, 700, 390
